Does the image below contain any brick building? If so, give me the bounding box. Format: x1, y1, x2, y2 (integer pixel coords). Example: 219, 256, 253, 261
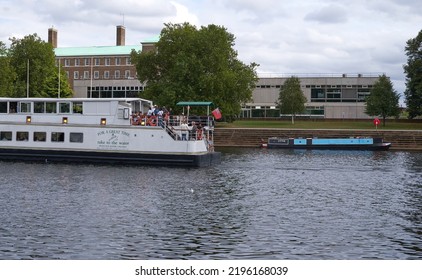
49, 26, 156, 98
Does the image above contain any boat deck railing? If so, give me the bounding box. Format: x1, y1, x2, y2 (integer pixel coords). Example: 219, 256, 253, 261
130, 114, 215, 151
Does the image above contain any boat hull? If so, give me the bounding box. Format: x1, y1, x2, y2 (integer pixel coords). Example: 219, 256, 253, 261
0, 147, 221, 167
263, 137, 391, 151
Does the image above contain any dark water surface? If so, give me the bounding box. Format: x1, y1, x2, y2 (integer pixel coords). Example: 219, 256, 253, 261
0, 148, 421, 259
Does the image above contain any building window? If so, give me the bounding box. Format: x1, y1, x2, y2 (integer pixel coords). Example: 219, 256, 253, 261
114, 70, 120, 79
70, 133, 83, 143
126, 57, 131, 65
105, 58, 110, 66
311, 89, 325, 99
115, 57, 121, 65
95, 58, 100, 66
104, 71, 110, 79
64, 59, 70, 67
75, 58, 80, 66
74, 71, 79, 79
84, 58, 90, 66
51, 132, 65, 142
125, 70, 130, 79
34, 132, 46, 142
84, 71, 89, 79
94, 71, 99, 79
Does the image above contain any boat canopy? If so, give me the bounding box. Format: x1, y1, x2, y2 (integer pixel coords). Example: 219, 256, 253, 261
176, 101, 213, 107
176, 101, 215, 118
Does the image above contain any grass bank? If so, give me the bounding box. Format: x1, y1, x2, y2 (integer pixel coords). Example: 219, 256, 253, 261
216, 119, 422, 130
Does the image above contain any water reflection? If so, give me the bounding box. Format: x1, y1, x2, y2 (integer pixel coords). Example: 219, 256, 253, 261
0, 149, 421, 259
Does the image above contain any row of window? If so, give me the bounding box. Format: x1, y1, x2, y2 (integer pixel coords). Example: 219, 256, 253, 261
71, 70, 133, 80
1, 131, 83, 143
256, 84, 372, 89
58, 57, 131, 67
0, 101, 83, 114
310, 89, 371, 100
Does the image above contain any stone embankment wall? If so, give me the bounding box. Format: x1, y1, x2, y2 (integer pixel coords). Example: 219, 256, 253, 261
214, 128, 422, 150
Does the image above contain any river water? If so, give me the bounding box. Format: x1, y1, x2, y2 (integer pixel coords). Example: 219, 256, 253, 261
0, 148, 421, 260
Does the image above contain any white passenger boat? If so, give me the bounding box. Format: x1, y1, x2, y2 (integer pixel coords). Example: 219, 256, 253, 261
0, 98, 221, 167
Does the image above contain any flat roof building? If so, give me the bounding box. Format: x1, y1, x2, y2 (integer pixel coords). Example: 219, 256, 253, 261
244, 73, 383, 119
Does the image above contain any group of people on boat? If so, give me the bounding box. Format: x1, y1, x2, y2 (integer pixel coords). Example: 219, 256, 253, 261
130, 106, 207, 141
131, 105, 169, 127
180, 121, 204, 141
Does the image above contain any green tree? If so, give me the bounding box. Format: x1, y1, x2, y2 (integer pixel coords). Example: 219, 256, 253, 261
403, 29, 422, 119
277, 76, 307, 124
0, 41, 16, 96
8, 33, 72, 98
131, 23, 258, 121
365, 74, 400, 126
44, 67, 73, 98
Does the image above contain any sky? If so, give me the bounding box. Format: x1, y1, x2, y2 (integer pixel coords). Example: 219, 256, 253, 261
1, 0, 421, 103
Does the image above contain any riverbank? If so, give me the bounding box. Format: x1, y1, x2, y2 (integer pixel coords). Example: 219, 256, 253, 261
214, 128, 422, 150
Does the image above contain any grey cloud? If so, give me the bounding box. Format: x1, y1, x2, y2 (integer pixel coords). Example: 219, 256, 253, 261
304, 5, 348, 24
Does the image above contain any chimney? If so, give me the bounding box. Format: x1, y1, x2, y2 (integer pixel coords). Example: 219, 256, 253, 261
48, 27, 58, 48
116, 25, 125, 46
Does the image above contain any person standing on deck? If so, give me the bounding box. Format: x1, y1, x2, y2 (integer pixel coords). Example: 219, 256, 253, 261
180, 121, 189, 141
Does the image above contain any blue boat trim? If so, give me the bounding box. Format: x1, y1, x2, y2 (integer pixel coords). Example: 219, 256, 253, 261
265, 137, 391, 151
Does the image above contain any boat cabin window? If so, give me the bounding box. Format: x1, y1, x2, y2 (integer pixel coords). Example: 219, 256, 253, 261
0, 131, 12, 141
9, 102, 17, 113
34, 102, 45, 113
34, 132, 46, 142
73, 102, 83, 114
51, 132, 65, 142
46, 102, 57, 113
59, 102, 71, 114
0, 102, 7, 113
17, 131, 29, 141
20, 102, 31, 113
70, 132, 83, 143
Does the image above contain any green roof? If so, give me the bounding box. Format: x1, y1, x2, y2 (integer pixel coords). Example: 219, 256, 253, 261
176, 101, 214, 107
54, 45, 142, 57
141, 35, 160, 43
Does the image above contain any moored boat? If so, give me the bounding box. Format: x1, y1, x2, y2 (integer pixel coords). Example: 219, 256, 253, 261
0, 97, 221, 167
261, 137, 391, 151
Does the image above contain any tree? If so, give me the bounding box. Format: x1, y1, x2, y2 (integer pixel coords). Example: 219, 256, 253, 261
0, 41, 16, 96
131, 23, 258, 121
8, 33, 72, 98
403, 29, 422, 119
43, 67, 73, 98
365, 74, 400, 126
277, 76, 307, 124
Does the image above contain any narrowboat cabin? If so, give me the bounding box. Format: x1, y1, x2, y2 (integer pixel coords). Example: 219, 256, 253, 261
262, 137, 391, 151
